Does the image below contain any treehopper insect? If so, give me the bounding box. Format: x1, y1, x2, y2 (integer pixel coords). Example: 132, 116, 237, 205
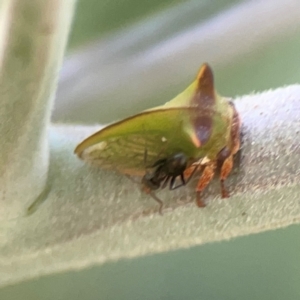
75, 63, 241, 213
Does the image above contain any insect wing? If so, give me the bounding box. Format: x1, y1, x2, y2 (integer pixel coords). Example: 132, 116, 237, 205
75, 108, 199, 175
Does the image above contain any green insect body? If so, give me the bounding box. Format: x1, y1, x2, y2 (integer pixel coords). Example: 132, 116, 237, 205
75, 63, 241, 209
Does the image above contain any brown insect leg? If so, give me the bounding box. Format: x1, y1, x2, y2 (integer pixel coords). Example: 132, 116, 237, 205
184, 165, 196, 178
195, 163, 216, 207
140, 183, 164, 215
149, 192, 164, 215
219, 155, 233, 198
217, 101, 241, 199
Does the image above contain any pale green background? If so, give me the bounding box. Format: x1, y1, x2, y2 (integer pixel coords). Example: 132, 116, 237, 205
68, 0, 300, 99
1, 0, 299, 299
2, 225, 300, 299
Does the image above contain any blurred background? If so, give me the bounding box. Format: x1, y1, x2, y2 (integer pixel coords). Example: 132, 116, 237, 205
2, 0, 300, 299
53, 0, 300, 124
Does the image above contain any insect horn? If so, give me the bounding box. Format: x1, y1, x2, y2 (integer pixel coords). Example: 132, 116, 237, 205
196, 63, 214, 91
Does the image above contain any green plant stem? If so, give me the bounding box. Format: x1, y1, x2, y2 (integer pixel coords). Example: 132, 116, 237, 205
1, 85, 300, 288
0, 0, 76, 219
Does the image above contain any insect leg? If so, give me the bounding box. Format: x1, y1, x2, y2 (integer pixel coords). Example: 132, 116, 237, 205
183, 163, 200, 185
149, 191, 164, 215
180, 173, 186, 185
169, 176, 177, 190
161, 175, 170, 189
169, 163, 200, 190
195, 162, 216, 207
217, 101, 241, 199
217, 100, 241, 198
219, 155, 234, 198
169, 173, 187, 190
